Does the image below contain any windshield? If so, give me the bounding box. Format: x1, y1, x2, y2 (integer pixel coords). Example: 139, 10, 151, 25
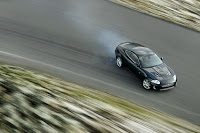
139, 54, 163, 68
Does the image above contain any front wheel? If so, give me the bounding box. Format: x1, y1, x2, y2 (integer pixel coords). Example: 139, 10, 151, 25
116, 57, 123, 68
143, 79, 151, 90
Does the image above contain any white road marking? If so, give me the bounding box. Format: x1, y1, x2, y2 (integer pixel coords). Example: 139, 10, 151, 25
0, 50, 200, 117
0, 50, 144, 95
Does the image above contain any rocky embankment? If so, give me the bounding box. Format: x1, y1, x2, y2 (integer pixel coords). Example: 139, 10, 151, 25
0, 64, 200, 133
109, 0, 200, 32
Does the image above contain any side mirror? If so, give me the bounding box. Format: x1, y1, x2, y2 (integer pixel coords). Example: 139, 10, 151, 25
160, 57, 164, 60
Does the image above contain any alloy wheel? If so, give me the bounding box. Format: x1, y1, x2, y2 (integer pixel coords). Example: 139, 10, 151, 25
143, 79, 151, 90
116, 57, 122, 67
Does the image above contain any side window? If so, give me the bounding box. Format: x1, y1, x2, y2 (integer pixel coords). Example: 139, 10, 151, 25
126, 51, 139, 64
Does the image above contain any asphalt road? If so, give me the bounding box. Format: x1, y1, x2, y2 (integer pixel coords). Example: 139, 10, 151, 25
0, 0, 200, 125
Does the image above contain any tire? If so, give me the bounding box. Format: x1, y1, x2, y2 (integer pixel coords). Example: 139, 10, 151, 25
116, 56, 123, 68
143, 79, 151, 90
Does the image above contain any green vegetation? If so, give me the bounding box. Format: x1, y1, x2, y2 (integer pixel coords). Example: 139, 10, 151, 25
109, 0, 200, 32
0, 64, 200, 132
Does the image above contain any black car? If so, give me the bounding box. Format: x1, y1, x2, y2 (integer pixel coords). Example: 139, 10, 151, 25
115, 42, 177, 90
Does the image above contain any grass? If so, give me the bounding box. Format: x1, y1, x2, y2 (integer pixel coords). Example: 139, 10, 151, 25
0, 63, 200, 132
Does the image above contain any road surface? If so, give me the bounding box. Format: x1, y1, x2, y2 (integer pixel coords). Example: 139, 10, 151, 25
0, 0, 200, 125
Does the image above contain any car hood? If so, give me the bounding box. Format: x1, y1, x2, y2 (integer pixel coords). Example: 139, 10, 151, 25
143, 63, 174, 81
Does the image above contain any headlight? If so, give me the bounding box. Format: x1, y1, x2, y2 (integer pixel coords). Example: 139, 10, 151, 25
151, 80, 160, 84
173, 75, 176, 81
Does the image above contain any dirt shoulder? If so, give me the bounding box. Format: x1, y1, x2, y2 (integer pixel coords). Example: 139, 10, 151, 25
109, 0, 200, 32
0, 64, 199, 132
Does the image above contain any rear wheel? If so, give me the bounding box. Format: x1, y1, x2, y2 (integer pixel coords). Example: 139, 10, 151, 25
116, 57, 123, 68
143, 79, 151, 90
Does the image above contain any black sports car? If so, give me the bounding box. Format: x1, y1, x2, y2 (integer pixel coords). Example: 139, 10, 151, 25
115, 42, 177, 91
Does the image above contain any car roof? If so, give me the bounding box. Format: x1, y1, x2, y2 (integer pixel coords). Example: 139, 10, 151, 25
132, 46, 154, 56
120, 42, 154, 56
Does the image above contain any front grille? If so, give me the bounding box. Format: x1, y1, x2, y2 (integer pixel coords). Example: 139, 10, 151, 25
160, 86, 175, 91
162, 83, 174, 88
